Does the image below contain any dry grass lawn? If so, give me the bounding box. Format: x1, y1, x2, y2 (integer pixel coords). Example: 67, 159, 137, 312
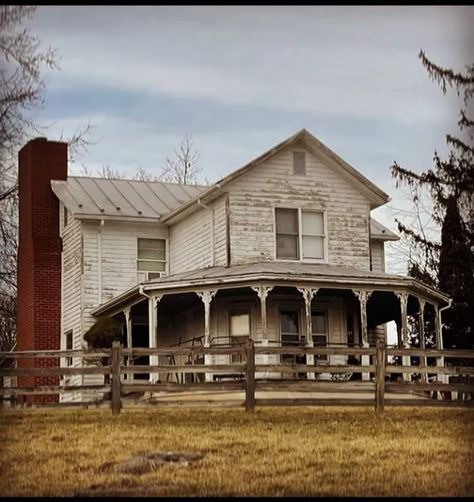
0, 406, 473, 497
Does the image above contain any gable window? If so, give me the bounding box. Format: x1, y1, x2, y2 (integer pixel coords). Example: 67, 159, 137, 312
293, 151, 306, 176
275, 208, 326, 261
65, 330, 73, 366
63, 206, 68, 227
137, 238, 166, 275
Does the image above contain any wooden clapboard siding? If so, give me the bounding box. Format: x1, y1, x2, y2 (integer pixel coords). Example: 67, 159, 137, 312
213, 195, 228, 267
169, 205, 212, 274
59, 209, 83, 401
82, 219, 167, 324
225, 143, 371, 269
371, 240, 385, 272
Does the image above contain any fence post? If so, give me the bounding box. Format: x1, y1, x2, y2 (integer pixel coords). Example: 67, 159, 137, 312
111, 341, 122, 415
375, 339, 386, 413
245, 339, 256, 412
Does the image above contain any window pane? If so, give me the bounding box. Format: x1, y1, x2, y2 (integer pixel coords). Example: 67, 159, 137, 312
138, 238, 165, 250
275, 208, 298, 234
312, 312, 326, 334
302, 235, 324, 259
231, 314, 250, 336
282, 334, 300, 346
302, 211, 324, 235
66, 331, 73, 350
313, 334, 327, 346
137, 260, 166, 271
277, 234, 299, 259
138, 249, 165, 260
138, 239, 166, 260
281, 311, 299, 334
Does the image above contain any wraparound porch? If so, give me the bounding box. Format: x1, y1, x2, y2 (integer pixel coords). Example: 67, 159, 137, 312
91, 263, 450, 384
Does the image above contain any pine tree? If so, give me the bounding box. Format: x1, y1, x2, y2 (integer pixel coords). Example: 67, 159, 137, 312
390, 50, 474, 349
438, 196, 474, 349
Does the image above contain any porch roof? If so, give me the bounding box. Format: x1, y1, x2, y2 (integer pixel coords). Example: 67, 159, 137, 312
91, 261, 450, 317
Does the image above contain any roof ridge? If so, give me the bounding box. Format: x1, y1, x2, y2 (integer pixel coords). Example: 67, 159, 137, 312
67, 175, 207, 189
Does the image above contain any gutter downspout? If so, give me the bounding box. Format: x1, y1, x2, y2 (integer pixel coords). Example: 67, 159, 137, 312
197, 198, 215, 267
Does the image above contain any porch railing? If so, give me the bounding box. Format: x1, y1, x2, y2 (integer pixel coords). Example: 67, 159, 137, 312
0, 341, 473, 414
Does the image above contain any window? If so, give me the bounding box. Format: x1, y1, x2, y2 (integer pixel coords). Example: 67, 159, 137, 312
280, 309, 305, 369
302, 212, 325, 259
275, 208, 299, 259
65, 330, 73, 366
312, 311, 328, 362
137, 238, 166, 273
293, 151, 306, 176
63, 206, 68, 227
275, 208, 326, 261
280, 310, 301, 347
229, 311, 250, 363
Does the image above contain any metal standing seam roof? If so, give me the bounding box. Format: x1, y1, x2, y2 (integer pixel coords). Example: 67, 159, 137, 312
51, 176, 207, 220
370, 218, 399, 241
52, 177, 397, 241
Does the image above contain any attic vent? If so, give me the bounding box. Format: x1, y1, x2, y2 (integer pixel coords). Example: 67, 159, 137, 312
293, 151, 306, 176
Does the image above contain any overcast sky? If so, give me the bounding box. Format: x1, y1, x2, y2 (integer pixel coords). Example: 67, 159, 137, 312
28, 5, 473, 272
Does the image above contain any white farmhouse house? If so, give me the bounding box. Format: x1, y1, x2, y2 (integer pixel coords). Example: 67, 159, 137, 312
16, 129, 450, 399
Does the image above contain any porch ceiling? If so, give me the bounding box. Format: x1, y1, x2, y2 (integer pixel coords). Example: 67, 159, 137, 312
91, 262, 450, 317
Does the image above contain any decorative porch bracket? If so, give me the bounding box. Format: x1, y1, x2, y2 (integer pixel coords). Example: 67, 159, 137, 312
353, 290, 373, 347
251, 285, 274, 339
297, 287, 319, 380
395, 291, 410, 382
123, 306, 132, 364
353, 289, 373, 382
297, 287, 319, 345
196, 290, 217, 383
418, 298, 427, 382
196, 290, 217, 347
149, 295, 162, 383
395, 292, 409, 347
433, 304, 446, 386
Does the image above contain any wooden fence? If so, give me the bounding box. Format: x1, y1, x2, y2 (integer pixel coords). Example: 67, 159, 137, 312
0, 341, 473, 414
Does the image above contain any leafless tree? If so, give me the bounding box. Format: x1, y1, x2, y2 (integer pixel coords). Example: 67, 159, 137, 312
160, 134, 203, 185
0, 6, 92, 352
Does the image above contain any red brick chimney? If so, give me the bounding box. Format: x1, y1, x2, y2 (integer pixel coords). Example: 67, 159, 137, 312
17, 138, 68, 403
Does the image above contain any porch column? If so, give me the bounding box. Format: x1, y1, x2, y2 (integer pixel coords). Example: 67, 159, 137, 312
148, 295, 162, 383
123, 307, 132, 380
353, 290, 372, 381
197, 290, 217, 382
418, 298, 427, 382
297, 287, 319, 380
251, 285, 274, 339
434, 304, 446, 386
395, 292, 411, 382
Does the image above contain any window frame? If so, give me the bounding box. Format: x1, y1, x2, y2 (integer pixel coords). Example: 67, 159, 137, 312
228, 308, 252, 363
136, 237, 168, 278
311, 309, 329, 362
274, 206, 328, 263
292, 150, 307, 176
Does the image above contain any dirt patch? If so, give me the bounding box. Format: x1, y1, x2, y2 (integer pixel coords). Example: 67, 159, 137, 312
99, 451, 205, 475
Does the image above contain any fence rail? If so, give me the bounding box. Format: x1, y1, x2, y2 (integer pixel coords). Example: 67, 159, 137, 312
1, 341, 473, 414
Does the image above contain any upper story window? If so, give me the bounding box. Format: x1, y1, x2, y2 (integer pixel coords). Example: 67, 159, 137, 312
275, 208, 326, 261
137, 238, 166, 275
63, 205, 68, 227
293, 151, 306, 176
